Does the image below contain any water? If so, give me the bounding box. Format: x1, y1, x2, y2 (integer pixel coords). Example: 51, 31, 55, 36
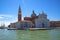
0, 29, 60, 40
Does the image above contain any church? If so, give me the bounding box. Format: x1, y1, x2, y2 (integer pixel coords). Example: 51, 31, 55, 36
24, 10, 50, 28
35, 12, 50, 28
8, 6, 50, 29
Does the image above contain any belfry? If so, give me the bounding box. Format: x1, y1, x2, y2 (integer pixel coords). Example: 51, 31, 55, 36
18, 6, 22, 21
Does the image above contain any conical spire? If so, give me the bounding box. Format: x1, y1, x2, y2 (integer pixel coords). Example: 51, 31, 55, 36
18, 5, 21, 13
18, 5, 22, 21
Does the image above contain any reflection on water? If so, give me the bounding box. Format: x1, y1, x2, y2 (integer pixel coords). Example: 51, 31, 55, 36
0, 29, 60, 40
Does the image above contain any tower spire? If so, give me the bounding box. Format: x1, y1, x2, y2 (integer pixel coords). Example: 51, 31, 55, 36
18, 5, 22, 21
18, 5, 21, 14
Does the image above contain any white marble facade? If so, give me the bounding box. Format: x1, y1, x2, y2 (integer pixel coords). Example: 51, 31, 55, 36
35, 12, 50, 28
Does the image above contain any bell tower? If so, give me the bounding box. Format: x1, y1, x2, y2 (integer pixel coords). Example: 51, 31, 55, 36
18, 6, 22, 21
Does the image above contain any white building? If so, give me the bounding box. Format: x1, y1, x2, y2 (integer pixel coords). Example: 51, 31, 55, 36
35, 11, 50, 28
9, 21, 33, 29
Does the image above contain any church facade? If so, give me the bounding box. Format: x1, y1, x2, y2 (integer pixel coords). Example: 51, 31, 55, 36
35, 12, 50, 28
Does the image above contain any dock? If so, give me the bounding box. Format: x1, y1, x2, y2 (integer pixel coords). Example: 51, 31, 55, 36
7, 28, 51, 30
27, 28, 51, 30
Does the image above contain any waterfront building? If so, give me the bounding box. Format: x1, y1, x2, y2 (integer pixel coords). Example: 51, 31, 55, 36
9, 21, 33, 29
50, 21, 60, 27
8, 6, 60, 29
35, 11, 50, 28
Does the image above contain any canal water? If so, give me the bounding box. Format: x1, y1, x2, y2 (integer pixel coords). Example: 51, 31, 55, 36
0, 29, 60, 40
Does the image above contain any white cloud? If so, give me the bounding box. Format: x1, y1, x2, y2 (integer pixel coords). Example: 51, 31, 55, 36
0, 21, 10, 27
0, 14, 13, 19
0, 14, 17, 20
0, 14, 17, 27
4, 22, 10, 27
0, 19, 17, 27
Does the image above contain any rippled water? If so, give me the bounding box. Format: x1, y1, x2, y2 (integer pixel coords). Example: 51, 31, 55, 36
0, 29, 60, 40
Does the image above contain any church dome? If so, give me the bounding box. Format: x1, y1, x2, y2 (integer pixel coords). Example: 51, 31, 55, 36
31, 10, 36, 18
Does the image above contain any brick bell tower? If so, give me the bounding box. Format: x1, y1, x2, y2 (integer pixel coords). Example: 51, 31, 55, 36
18, 6, 22, 21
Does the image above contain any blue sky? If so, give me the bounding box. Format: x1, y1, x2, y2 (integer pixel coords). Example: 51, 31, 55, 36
0, 0, 60, 26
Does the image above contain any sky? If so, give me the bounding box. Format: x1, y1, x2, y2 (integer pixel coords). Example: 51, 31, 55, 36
0, 0, 60, 27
